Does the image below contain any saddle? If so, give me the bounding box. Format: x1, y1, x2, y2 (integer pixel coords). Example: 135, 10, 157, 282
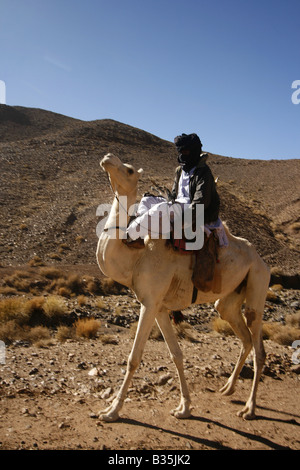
170, 231, 222, 294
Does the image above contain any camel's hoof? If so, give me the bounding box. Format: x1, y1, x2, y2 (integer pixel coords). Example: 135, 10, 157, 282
98, 409, 120, 422
170, 407, 191, 419
219, 383, 235, 396
237, 408, 256, 420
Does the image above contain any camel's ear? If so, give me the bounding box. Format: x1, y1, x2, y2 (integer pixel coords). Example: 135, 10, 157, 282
137, 168, 143, 175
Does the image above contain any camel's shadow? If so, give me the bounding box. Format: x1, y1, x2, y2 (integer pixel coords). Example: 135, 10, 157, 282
118, 405, 299, 450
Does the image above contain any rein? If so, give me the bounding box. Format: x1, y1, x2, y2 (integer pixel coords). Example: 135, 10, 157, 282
103, 171, 129, 235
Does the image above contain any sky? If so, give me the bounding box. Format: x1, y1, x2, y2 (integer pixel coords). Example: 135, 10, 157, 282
1, 0, 300, 160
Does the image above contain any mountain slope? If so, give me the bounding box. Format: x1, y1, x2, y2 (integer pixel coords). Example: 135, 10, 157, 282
0, 105, 299, 278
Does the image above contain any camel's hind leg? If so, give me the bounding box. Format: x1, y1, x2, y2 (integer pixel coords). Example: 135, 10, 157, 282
156, 309, 191, 418
98, 303, 156, 422
215, 287, 252, 397
237, 261, 270, 420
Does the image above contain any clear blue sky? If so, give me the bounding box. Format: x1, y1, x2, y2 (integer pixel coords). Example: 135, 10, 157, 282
1, 0, 300, 159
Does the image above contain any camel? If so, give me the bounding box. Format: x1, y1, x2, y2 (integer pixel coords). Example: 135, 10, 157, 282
96, 153, 270, 422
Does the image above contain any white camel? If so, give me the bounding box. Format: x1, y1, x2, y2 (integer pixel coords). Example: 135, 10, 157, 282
96, 153, 270, 421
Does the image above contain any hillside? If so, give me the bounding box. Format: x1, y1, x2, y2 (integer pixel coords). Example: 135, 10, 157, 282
0, 104, 299, 281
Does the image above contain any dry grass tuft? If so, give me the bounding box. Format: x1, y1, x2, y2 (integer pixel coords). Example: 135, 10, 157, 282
77, 295, 88, 306
24, 326, 51, 344
28, 255, 45, 267
212, 317, 234, 336
262, 322, 299, 346
266, 290, 281, 304
100, 334, 119, 345
286, 312, 300, 328
39, 267, 66, 280
174, 321, 199, 342
75, 318, 101, 339
56, 325, 75, 342
0, 298, 29, 325
42, 295, 67, 322
0, 320, 23, 343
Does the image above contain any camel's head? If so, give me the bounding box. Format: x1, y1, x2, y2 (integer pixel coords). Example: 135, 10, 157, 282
100, 153, 143, 196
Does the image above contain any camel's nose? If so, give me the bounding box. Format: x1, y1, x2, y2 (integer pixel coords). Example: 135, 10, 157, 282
100, 153, 118, 171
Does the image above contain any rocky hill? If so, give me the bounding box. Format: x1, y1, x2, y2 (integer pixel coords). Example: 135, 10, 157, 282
0, 104, 299, 284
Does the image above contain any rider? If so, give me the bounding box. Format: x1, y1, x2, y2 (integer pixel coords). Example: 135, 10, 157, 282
126, 133, 223, 247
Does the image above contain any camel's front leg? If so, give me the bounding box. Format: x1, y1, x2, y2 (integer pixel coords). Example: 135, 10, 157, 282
156, 311, 191, 418
98, 304, 156, 422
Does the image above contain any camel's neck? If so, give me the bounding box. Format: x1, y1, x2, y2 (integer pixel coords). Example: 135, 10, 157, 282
97, 188, 139, 287
105, 189, 137, 238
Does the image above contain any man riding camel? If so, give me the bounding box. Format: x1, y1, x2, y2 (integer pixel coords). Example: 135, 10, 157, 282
125, 132, 227, 250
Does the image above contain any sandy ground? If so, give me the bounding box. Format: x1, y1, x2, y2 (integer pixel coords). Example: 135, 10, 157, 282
1, 323, 299, 451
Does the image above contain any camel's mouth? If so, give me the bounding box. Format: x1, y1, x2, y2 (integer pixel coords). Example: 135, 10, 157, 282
100, 153, 120, 173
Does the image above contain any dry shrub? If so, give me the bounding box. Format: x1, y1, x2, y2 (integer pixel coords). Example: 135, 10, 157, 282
100, 334, 118, 345
56, 325, 75, 342
212, 317, 234, 336
49, 253, 61, 261
47, 273, 84, 296
286, 312, 300, 328
42, 295, 67, 321
3, 274, 32, 293
85, 277, 103, 295
174, 321, 199, 343
40, 267, 66, 280
266, 290, 281, 304
0, 298, 29, 325
101, 277, 121, 294
0, 320, 23, 343
24, 296, 45, 316
24, 326, 51, 344
0, 286, 18, 295
13, 270, 30, 279
77, 295, 87, 306
58, 286, 72, 298
28, 255, 44, 267
262, 322, 300, 346
75, 318, 101, 339
0, 321, 51, 345
270, 284, 283, 292
65, 274, 84, 294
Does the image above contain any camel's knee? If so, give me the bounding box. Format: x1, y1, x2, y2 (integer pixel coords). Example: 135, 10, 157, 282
127, 353, 140, 373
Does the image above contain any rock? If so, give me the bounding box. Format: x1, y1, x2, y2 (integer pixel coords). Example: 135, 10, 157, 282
156, 373, 172, 386
291, 364, 300, 374
77, 362, 88, 370
88, 367, 99, 377
100, 387, 113, 399
290, 301, 300, 310
240, 364, 253, 379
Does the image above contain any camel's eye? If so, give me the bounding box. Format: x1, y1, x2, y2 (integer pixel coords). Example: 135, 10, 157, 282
127, 168, 134, 175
